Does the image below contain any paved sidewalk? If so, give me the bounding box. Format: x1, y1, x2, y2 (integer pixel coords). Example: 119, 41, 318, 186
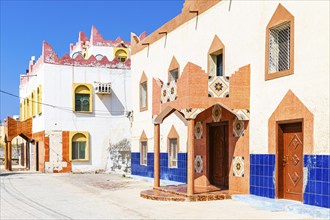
0, 168, 323, 219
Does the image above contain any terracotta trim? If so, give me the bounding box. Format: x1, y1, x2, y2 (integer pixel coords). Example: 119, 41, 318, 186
265, 4, 294, 81
131, 0, 221, 55
140, 72, 148, 112
268, 90, 313, 154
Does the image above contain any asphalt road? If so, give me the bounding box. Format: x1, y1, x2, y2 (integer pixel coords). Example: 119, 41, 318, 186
0, 170, 318, 219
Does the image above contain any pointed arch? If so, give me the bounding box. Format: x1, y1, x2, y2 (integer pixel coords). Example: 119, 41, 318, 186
268, 90, 313, 154
168, 56, 180, 82
265, 4, 294, 80
208, 35, 225, 77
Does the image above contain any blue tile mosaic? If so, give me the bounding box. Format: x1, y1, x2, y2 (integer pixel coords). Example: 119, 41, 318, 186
304, 155, 330, 208
250, 154, 330, 208
250, 154, 275, 199
131, 152, 187, 183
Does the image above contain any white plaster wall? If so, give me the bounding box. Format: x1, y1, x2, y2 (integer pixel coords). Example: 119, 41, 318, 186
131, 1, 329, 155
20, 61, 132, 171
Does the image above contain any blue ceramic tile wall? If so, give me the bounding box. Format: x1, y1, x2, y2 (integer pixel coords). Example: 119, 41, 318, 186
131, 152, 187, 183
303, 155, 330, 208
250, 154, 275, 199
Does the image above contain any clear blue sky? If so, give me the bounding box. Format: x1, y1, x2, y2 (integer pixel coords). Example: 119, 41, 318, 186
0, 0, 184, 122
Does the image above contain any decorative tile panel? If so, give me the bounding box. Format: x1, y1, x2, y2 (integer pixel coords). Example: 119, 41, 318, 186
233, 117, 244, 137
233, 109, 250, 121
181, 108, 204, 119
194, 155, 203, 173
233, 156, 244, 177
208, 76, 230, 98
212, 104, 222, 122
195, 121, 203, 139
160, 81, 177, 104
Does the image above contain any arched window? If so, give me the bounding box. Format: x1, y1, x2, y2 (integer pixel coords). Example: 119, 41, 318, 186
70, 132, 89, 161
95, 54, 104, 61
114, 48, 128, 62
32, 91, 36, 117
73, 84, 93, 113
72, 51, 82, 59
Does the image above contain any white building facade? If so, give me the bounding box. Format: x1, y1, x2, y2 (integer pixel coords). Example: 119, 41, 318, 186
130, 0, 329, 208
19, 26, 132, 174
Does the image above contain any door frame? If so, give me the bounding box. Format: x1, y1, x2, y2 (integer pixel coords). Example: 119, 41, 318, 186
275, 118, 304, 200
207, 121, 229, 187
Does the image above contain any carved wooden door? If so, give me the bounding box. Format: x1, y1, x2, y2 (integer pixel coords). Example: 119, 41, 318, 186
209, 123, 228, 188
281, 123, 303, 201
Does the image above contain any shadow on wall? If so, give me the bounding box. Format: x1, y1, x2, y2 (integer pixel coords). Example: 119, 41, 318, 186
110, 91, 126, 116
106, 138, 131, 174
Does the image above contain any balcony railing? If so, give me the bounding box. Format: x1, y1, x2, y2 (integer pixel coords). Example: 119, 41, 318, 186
94, 82, 111, 94
160, 81, 177, 104
208, 76, 230, 98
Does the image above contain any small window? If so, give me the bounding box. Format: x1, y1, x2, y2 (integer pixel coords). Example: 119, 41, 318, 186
73, 84, 92, 113
265, 4, 294, 80
268, 22, 290, 74
114, 49, 128, 62
169, 69, 179, 81
70, 132, 89, 161
140, 82, 147, 109
168, 138, 178, 168
140, 141, 147, 165
37, 85, 42, 114
72, 141, 86, 160
210, 53, 223, 76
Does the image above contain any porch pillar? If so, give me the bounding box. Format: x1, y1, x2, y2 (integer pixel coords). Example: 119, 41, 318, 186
187, 119, 195, 195
4, 141, 8, 170
6, 141, 12, 171
154, 123, 160, 188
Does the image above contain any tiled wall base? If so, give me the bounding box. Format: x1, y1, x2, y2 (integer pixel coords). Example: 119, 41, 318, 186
304, 155, 330, 208
250, 154, 330, 208
250, 154, 275, 198
131, 152, 187, 183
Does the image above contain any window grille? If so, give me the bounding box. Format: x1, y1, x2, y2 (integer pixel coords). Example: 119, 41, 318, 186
75, 94, 90, 111
268, 22, 290, 73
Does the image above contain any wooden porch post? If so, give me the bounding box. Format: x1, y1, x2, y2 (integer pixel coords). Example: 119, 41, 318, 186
154, 123, 160, 188
187, 119, 195, 195
7, 141, 12, 171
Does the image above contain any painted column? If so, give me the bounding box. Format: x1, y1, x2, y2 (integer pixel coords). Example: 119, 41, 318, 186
154, 123, 160, 188
4, 141, 8, 170
187, 119, 195, 195
8, 141, 12, 171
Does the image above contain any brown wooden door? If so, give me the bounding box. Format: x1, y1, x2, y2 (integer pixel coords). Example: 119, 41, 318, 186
209, 123, 229, 188
278, 122, 303, 201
